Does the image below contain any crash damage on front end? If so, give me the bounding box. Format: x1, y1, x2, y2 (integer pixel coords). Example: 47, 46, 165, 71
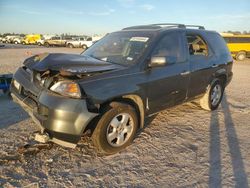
10, 53, 122, 148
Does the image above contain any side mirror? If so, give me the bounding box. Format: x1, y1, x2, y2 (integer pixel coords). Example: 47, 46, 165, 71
148, 56, 167, 68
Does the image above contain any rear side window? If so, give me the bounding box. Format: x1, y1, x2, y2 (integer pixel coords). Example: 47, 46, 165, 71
207, 33, 231, 57
152, 32, 185, 63
187, 35, 208, 56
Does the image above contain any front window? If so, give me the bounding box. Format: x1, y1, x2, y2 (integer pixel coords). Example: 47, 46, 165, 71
82, 32, 153, 65
152, 32, 185, 63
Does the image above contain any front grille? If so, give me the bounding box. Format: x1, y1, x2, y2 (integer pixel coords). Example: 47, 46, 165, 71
22, 87, 38, 102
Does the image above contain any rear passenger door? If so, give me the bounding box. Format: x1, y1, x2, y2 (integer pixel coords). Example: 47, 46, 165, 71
186, 33, 214, 98
147, 31, 190, 114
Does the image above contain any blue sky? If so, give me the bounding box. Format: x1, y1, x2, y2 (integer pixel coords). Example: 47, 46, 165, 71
0, 0, 249, 35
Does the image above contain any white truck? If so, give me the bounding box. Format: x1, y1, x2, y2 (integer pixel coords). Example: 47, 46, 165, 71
66, 36, 104, 50
66, 37, 93, 50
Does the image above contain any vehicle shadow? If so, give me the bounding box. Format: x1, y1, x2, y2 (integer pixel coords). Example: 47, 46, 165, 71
209, 93, 249, 188
135, 114, 158, 137
0, 94, 29, 129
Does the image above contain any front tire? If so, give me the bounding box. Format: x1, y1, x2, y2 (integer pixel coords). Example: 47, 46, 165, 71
68, 43, 74, 48
200, 79, 224, 111
92, 102, 138, 155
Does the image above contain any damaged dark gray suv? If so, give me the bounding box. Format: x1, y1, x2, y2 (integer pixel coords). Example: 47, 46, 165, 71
11, 24, 233, 154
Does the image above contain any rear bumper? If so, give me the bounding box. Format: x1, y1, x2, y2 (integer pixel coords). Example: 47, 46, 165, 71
11, 69, 98, 147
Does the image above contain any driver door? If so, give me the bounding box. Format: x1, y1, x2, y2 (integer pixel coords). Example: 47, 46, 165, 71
146, 31, 190, 114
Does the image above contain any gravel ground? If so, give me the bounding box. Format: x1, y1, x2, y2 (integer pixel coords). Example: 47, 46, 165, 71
0, 47, 250, 187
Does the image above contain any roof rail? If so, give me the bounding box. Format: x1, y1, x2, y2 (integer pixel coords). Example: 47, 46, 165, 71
185, 25, 205, 29
151, 23, 186, 28
122, 23, 205, 30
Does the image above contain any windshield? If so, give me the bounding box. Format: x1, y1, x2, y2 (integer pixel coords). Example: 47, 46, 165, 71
82, 32, 153, 65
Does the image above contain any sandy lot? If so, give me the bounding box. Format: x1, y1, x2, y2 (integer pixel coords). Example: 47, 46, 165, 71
0, 47, 250, 187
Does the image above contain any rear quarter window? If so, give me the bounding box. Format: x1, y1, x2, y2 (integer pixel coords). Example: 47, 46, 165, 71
206, 33, 231, 58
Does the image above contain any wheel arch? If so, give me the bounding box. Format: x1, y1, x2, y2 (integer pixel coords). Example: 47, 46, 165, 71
237, 50, 247, 54
216, 74, 227, 87
67, 43, 73, 47
213, 68, 228, 86
83, 94, 145, 136
99, 94, 145, 129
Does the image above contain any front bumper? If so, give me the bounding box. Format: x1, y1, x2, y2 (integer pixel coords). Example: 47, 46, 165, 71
11, 68, 98, 148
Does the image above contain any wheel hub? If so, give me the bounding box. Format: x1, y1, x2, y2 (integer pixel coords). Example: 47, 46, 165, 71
106, 113, 134, 147
211, 84, 222, 106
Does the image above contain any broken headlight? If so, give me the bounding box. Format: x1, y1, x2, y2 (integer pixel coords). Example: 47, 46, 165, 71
50, 81, 81, 98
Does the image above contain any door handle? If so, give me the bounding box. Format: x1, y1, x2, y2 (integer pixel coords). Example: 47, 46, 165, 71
212, 64, 219, 68
180, 71, 190, 76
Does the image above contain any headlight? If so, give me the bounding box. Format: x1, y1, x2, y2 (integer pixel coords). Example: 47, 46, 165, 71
13, 80, 21, 90
50, 81, 81, 98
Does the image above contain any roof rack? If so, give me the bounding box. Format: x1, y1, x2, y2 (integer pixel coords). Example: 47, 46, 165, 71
185, 25, 205, 30
151, 23, 186, 28
122, 23, 205, 30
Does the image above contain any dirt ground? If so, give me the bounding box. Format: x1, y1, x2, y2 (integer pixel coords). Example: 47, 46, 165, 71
0, 47, 250, 187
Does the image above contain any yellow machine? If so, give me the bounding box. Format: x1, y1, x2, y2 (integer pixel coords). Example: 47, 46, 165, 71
221, 33, 250, 61
22, 34, 41, 45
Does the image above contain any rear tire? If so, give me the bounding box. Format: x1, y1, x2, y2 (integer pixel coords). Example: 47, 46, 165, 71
44, 42, 50, 47
236, 51, 246, 61
200, 79, 224, 111
92, 102, 138, 155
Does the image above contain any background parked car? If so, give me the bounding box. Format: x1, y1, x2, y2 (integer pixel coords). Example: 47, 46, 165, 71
66, 37, 88, 48
4, 35, 19, 43
36, 35, 55, 46
79, 37, 94, 50
44, 36, 74, 47
21, 34, 41, 45
79, 36, 104, 50
13, 36, 23, 44
1, 37, 7, 43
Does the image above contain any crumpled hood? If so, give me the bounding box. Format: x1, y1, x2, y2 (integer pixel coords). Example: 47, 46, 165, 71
24, 53, 123, 74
